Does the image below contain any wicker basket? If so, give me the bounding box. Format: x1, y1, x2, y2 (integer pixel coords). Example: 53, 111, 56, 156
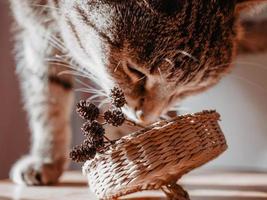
83, 110, 227, 199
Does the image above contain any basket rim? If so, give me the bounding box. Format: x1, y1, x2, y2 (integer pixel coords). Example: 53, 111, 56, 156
83, 110, 221, 168
113, 110, 220, 144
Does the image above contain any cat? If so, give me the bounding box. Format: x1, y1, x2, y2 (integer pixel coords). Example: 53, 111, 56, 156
9, 0, 267, 185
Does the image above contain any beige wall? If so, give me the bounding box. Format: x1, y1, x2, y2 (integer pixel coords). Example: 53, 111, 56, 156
0, 0, 84, 178
0, 1, 29, 179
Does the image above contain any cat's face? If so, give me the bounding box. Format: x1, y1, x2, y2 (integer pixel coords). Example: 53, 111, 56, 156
59, 0, 261, 124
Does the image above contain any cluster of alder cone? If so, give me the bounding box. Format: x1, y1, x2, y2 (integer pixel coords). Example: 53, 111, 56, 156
70, 87, 127, 163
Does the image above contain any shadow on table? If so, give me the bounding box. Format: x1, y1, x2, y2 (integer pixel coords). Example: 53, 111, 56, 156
122, 197, 266, 200
120, 188, 267, 200
54, 181, 87, 188
122, 198, 165, 200
0, 197, 29, 200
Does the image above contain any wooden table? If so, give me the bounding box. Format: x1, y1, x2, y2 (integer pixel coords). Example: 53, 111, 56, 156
1, 171, 267, 200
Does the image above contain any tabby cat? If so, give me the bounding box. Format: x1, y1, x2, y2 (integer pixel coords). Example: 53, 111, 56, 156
9, 0, 266, 185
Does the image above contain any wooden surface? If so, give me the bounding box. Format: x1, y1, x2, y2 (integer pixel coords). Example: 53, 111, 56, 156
1, 171, 267, 200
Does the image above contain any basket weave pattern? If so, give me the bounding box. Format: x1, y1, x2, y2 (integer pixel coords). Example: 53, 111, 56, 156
83, 111, 227, 199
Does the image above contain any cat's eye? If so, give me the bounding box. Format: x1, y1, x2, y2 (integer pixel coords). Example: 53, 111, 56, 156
125, 62, 146, 83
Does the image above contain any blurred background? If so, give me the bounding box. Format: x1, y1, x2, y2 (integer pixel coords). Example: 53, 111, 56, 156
0, 0, 29, 179
0, 1, 267, 179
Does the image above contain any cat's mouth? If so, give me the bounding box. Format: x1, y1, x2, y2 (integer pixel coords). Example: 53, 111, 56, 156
124, 91, 175, 125
133, 108, 178, 126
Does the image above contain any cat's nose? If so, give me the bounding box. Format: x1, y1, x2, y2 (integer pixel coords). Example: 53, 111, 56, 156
135, 109, 157, 125
135, 100, 165, 125
135, 110, 144, 121
135, 109, 162, 125
135, 110, 152, 124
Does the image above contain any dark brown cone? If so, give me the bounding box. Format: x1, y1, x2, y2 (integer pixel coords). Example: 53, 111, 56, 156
83, 137, 105, 150
76, 100, 100, 121
92, 137, 105, 150
104, 109, 125, 127
110, 87, 126, 108
82, 121, 105, 138
70, 144, 96, 163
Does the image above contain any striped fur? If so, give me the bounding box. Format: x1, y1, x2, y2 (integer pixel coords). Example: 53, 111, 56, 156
9, 0, 265, 185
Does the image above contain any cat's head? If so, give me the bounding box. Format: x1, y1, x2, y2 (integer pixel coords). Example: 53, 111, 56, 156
59, 0, 266, 124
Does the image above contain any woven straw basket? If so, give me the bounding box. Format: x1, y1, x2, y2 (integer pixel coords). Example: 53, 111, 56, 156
83, 110, 227, 199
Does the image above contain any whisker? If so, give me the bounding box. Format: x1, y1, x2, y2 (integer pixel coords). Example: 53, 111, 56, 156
90, 99, 109, 103
229, 73, 267, 94
48, 35, 67, 52
46, 60, 71, 68
177, 50, 199, 63
235, 60, 267, 71
169, 107, 192, 112
164, 58, 175, 67
98, 100, 110, 109
88, 94, 108, 101
73, 78, 109, 103
55, 54, 70, 59
136, 76, 146, 83
209, 60, 267, 72
47, 41, 65, 52
46, 59, 91, 75
58, 70, 92, 79
47, 61, 92, 77
74, 79, 106, 95
50, 34, 65, 45
47, 58, 110, 99
205, 61, 235, 70
114, 61, 121, 73
74, 78, 93, 89
74, 88, 106, 97
74, 90, 108, 105
157, 67, 164, 81
47, 59, 100, 84
74, 89, 92, 94
75, 88, 107, 96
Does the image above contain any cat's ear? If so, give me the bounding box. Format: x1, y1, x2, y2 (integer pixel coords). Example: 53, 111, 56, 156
236, 0, 267, 12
